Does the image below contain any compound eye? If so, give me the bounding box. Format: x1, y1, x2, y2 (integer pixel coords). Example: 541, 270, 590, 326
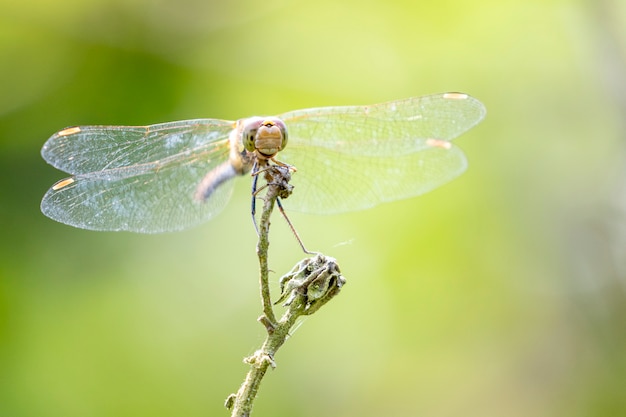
241, 118, 263, 152
243, 129, 256, 152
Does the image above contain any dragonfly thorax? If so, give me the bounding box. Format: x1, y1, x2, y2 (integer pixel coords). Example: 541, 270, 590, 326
241, 117, 288, 160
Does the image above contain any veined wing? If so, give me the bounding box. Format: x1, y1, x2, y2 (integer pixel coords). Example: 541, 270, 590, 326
42, 119, 235, 174
277, 93, 485, 214
279, 93, 485, 156
41, 119, 236, 233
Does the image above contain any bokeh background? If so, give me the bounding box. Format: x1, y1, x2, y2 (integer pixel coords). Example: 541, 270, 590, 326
2, 0, 626, 416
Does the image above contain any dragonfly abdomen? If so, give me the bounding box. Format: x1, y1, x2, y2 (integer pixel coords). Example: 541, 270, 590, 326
194, 161, 241, 202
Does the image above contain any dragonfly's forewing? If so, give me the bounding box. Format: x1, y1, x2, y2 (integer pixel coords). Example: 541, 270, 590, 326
42, 119, 235, 173
278, 93, 485, 214
41, 120, 236, 233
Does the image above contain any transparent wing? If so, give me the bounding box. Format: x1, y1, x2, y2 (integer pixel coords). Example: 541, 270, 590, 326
281, 143, 467, 214
278, 93, 485, 213
42, 119, 235, 173
41, 120, 236, 233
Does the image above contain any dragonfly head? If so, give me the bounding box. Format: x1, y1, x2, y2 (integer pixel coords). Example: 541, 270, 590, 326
241, 117, 288, 159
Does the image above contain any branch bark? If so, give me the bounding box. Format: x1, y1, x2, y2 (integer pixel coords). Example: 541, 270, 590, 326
225, 165, 346, 417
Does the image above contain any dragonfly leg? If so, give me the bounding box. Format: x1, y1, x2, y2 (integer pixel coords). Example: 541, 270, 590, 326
250, 160, 284, 236
252, 182, 269, 197
250, 161, 260, 236
276, 198, 316, 255
270, 157, 297, 172
251, 161, 312, 253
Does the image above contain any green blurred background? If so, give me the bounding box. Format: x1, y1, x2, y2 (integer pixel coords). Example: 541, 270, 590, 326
2, 0, 626, 416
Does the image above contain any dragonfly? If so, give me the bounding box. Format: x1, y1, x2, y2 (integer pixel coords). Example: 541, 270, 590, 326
41, 93, 486, 234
